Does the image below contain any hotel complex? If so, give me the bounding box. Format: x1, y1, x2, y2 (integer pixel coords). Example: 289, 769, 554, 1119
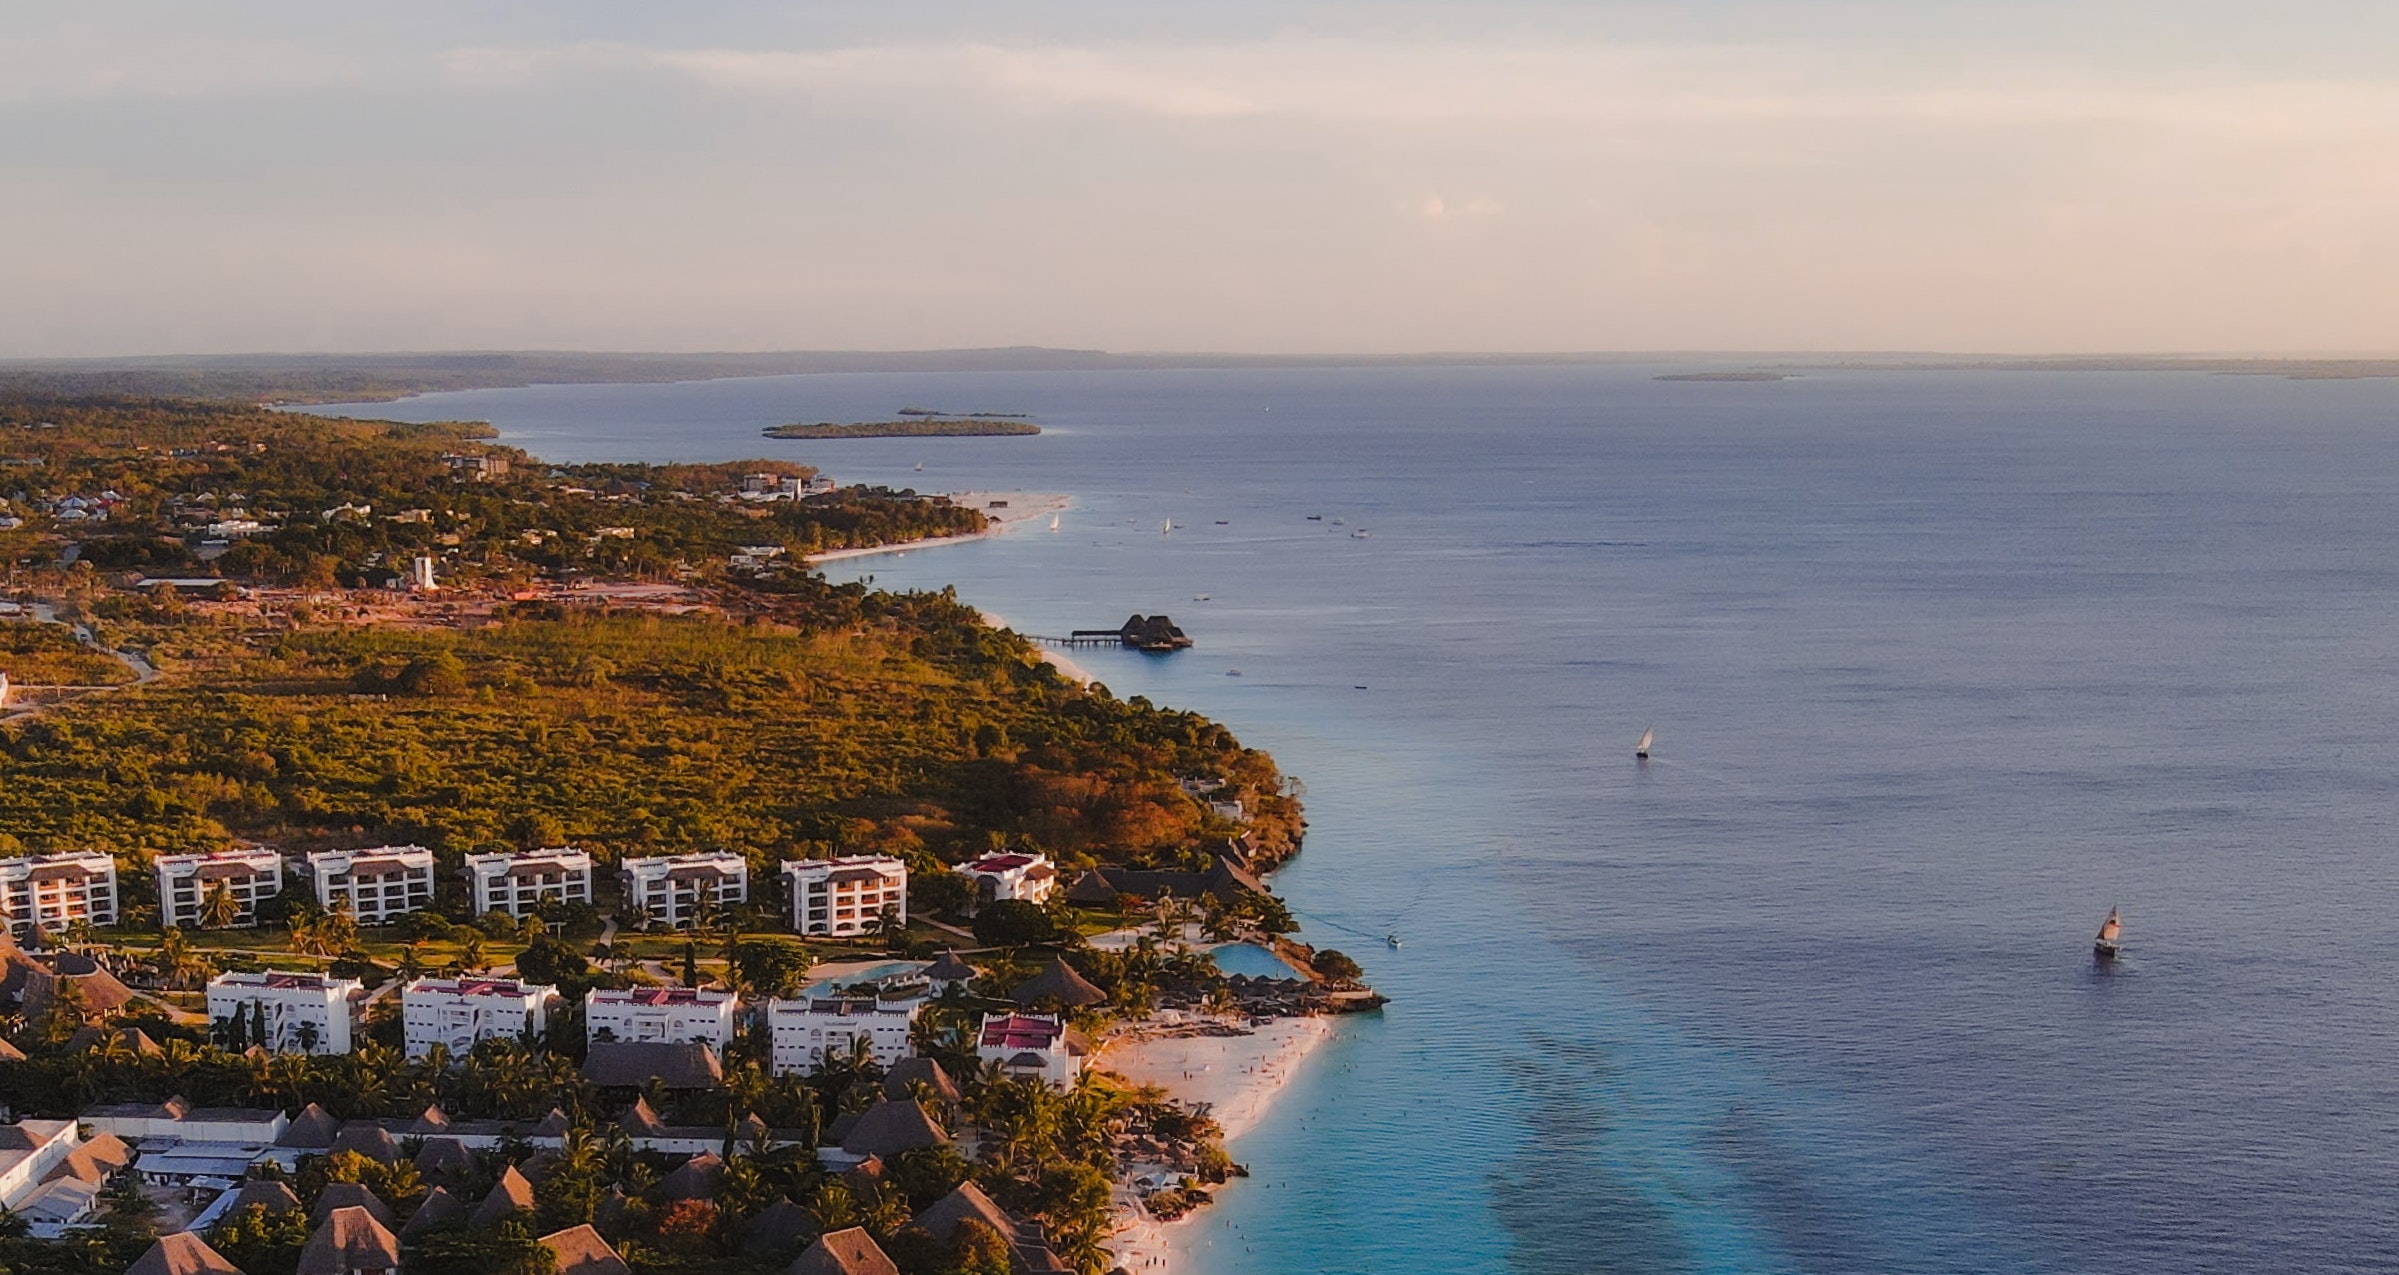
0, 852, 117, 936
769, 992, 924, 1071
956, 852, 1058, 910
155, 848, 283, 929
463, 848, 594, 918
205, 970, 361, 1055
400, 977, 559, 1060
781, 855, 908, 937
305, 846, 437, 924
619, 852, 748, 928
584, 986, 739, 1048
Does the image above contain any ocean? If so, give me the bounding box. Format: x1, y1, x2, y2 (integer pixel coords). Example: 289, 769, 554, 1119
312, 364, 2399, 1274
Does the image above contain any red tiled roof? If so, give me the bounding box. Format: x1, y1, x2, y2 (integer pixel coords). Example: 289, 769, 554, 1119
978, 1014, 1065, 1050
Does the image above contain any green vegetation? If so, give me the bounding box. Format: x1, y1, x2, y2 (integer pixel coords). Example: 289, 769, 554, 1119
762, 420, 1041, 440
0, 621, 133, 686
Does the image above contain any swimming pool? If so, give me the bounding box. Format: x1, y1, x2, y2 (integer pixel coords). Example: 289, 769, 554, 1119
1209, 943, 1303, 980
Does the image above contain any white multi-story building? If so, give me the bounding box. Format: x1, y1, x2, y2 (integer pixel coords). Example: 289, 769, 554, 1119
976, 1012, 1082, 1088
400, 977, 559, 1061
619, 853, 747, 928
205, 970, 360, 1055
0, 853, 118, 936
768, 994, 922, 1072
464, 849, 593, 919
584, 986, 740, 1049
155, 848, 284, 930
306, 846, 436, 924
955, 853, 1058, 911
0, 1120, 83, 1214
781, 856, 907, 937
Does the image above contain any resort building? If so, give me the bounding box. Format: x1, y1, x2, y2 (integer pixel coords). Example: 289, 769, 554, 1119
583, 986, 739, 1049
306, 846, 436, 924
463, 849, 593, 919
767, 993, 923, 1072
205, 970, 361, 1055
975, 1012, 1083, 1088
781, 855, 908, 937
400, 977, 559, 1060
0, 1120, 87, 1214
79, 1097, 290, 1145
954, 853, 1057, 911
0, 852, 118, 936
156, 848, 283, 929
618, 852, 748, 928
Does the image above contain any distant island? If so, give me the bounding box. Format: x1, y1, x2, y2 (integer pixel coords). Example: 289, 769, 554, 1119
1655, 371, 1796, 382
764, 418, 1043, 439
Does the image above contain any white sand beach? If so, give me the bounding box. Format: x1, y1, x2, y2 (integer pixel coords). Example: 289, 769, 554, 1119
1097, 1015, 1337, 1272
804, 490, 1070, 565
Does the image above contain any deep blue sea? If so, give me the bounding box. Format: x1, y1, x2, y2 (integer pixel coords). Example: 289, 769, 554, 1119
312, 365, 2399, 1274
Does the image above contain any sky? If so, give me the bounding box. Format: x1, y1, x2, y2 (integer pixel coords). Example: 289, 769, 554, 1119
8, 2, 2399, 358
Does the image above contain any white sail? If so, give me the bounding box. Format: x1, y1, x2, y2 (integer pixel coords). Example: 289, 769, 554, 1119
1636, 726, 1654, 756
1049, 514, 1060, 531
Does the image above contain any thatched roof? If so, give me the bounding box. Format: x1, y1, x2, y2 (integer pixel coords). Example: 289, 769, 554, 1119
582, 1040, 722, 1089
26, 953, 137, 1018
277, 1104, 341, 1148
742, 1198, 818, 1255
655, 1152, 722, 1201
45, 1131, 132, 1184
471, 1165, 536, 1227
881, 1058, 961, 1107
66, 1024, 159, 1054
406, 1105, 451, 1133
327, 1122, 399, 1165
837, 1099, 948, 1158
1009, 959, 1105, 1009
840, 1156, 884, 1198
411, 1137, 475, 1184
310, 1183, 395, 1229
296, 1207, 400, 1275
401, 1187, 466, 1237
125, 1233, 245, 1275
618, 1095, 668, 1137
533, 1107, 573, 1137
232, 1180, 304, 1216
909, 1181, 1015, 1243
921, 950, 975, 983
0, 1035, 25, 1061
786, 1228, 898, 1275
539, 1227, 631, 1275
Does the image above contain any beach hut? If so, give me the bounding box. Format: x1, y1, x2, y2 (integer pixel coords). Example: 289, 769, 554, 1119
837, 1099, 948, 1159
471, 1165, 536, 1227
786, 1228, 898, 1275
539, 1226, 632, 1275
296, 1206, 401, 1275
310, 1183, 395, 1230
125, 1233, 246, 1275
400, 1187, 466, 1238
1010, 959, 1106, 1009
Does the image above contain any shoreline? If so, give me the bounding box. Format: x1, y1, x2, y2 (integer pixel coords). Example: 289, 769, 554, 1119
803, 490, 1069, 565
1095, 1014, 1338, 1272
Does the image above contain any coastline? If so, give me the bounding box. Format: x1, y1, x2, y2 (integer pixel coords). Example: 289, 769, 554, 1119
1096, 1015, 1338, 1272
803, 490, 1069, 565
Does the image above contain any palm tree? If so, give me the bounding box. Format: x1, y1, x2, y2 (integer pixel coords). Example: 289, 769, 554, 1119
458, 931, 486, 974
200, 882, 241, 930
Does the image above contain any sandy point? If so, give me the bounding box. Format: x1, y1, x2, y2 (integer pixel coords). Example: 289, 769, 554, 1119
804, 490, 1070, 565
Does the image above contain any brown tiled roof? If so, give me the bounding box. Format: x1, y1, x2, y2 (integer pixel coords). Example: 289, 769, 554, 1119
786, 1228, 899, 1275
296, 1207, 400, 1275
539, 1226, 632, 1275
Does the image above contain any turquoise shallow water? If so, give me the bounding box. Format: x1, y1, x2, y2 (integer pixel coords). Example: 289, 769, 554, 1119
311, 365, 2399, 1274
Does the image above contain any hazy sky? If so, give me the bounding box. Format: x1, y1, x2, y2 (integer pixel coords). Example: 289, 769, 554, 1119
9, 2, 2399, 357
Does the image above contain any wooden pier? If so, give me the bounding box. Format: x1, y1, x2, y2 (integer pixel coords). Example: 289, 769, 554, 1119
1033, 614, 1194, 652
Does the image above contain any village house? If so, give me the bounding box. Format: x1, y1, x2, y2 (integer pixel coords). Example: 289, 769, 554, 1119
305, 847, 436, 924
0, 1120, 85, 1216
975, 1012, 1084, 1088
155, 848, 283, 929
954, 852, 1058, 912
583, 985, 739, 1049
0, 852, 118, 936
782, 855, 908, 937
205, 970, 360, 1055
400, 977, 558, 1060
769, 991, 924, 1071
462, 848, 593, 919
618, 852, 747, 928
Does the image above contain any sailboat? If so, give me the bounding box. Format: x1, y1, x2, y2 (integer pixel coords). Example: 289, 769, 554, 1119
2093, 907, 2122, 962
1048, 514, 1060, 532
914, 462, 924, 472
1635, 726, 1654, 761
1162, 518, 1173, 535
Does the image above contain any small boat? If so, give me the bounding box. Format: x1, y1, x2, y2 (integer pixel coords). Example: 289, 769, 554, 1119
1351, 529, 1370, 538
1635, 726, 1654, 761
1049, 514, 1060, 532
1162, 518, 1173, 535
1307, 515, 1323, 521
2093, 907, 2122, 962
1215, 520, 1229, 525
914, 462, 924, 471
1385, 934, 1402, 949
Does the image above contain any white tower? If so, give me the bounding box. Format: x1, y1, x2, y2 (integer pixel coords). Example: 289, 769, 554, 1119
410, 556, 437, 591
